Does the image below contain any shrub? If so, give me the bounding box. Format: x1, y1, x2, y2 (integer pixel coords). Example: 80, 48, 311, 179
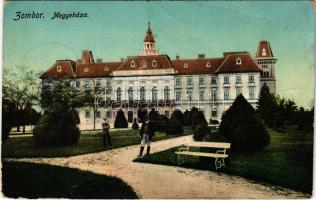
114, 109, 128, 128
192, 111, 207, 129
170, 109, 183, 125
148, 108, 159, 121
183, 110, 191, 126
33, 109, 80, 146
219, 94, 270, 152
183, 107, 198, 126
193, 123, 210, 141
132, 118, 139, 129
165, 119, 183, 135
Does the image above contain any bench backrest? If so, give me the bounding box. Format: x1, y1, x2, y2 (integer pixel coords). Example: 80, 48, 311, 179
186, 142, 231, 149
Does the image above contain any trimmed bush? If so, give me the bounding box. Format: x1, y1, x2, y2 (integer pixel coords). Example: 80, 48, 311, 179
165, 119, 183, 135
183, 107, 198, 126
114, 109, 128, 128
33, 109, 80, 147
170, 109, 183, 125
219, 94, 270, 152
193, 123, 210, 141
148, 108, 159, 121
192, 111, 207, 129
183, 110, 191, 126
132, 118, 139, 129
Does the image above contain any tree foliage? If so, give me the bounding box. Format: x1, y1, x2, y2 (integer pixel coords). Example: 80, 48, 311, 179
220, 94, 270, 152
191, 111, 207, 129
33, 78, 80, 146
256, 84, 278, 128
3, 66, 41, 133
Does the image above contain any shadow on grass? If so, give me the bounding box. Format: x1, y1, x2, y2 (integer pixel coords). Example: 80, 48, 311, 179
2, 161, 139, 199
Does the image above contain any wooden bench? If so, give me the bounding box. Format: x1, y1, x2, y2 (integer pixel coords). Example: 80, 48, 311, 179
175, 142, 231, 170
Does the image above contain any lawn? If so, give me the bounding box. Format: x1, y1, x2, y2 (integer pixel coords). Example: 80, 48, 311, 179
134, 127, 313, 194
2, 128, 192, 158
2, 161, 138, 199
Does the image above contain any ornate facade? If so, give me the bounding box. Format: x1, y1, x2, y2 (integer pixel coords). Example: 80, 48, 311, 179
41, 24, 277, 130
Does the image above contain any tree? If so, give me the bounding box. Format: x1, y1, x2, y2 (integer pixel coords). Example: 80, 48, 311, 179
2, 99, 16, 143
3, 66, 41, 133
256, 83, 277, 128
220, 94, 270, 152
33, 78, 80, 146
114, 109, 128, 128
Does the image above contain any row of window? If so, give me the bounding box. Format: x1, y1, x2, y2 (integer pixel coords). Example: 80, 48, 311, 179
76, 79, 111, 88
175, 75, 255, 86
117, 86, 170, 101
175, 88, 255, 101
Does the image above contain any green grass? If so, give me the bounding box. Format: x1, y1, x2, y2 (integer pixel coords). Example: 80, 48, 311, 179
2, 161, 139, 199
134, 127, 313, 194
2, 128, 192, 158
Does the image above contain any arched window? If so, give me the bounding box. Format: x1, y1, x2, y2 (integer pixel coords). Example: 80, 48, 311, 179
164, 86, 170, 101
236, 57, 242, 65
140, 87, 146, 101
116, 87, 121, 101
128, 87, 133, 101
57, 65, 62, 72
152, 87, 158, 103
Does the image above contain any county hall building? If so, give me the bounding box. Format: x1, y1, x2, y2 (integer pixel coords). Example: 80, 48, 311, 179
41, 24, 277, 130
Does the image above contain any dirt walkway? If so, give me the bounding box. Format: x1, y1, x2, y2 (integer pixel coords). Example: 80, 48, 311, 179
6, 135, 309, 199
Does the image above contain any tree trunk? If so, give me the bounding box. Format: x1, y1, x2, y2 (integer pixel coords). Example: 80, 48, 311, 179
93, 109, 96, 130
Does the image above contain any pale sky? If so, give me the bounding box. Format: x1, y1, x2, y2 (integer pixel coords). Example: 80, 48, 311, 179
3, 1, 315, 108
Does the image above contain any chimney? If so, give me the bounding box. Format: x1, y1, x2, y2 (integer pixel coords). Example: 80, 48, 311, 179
82, 50, 95, 64
176, 55, 180, 60
198, 54, 205, 59
96, 58, 103, 63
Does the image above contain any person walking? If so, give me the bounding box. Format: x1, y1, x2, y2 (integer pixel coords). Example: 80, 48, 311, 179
138, 120, 154, 157
101, 118, 112, 147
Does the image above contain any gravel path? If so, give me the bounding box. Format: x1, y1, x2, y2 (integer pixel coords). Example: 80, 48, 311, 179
5, 135, 310, 199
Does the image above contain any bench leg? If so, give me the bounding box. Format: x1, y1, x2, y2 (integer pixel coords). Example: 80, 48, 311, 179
215, 158, 225, 170
177, 155, 185, 165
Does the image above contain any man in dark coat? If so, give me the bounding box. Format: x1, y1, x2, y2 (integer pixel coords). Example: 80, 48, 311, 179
138, 120, 154, 157
101, 118, 112, 147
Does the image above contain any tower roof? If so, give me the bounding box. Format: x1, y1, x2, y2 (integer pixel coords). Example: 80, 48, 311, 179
256, 40, 274, 57
144, 22, 155, 42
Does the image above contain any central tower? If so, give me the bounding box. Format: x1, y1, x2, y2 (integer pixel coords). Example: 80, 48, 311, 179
140, 22, 159, 56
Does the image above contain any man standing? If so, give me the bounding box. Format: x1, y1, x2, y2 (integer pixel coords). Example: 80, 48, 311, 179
101, 118, 112, 147
138, 120, 154, 157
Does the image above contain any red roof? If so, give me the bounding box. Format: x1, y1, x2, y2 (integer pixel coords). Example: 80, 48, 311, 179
172, 58, 224, 75
216, 53, 261, 73
76, 62, 122, 78
256, 40, 274, 57
41, 60, 76, 79
116, 55, 173, 71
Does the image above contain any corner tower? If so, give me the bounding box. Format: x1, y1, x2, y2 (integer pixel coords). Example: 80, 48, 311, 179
140, 22, 159, 56
254, 40, 277, 94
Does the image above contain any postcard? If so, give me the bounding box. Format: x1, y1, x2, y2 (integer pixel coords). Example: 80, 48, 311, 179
2, 1, 315, 199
